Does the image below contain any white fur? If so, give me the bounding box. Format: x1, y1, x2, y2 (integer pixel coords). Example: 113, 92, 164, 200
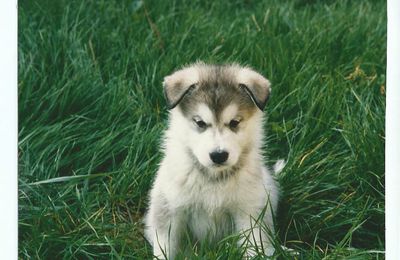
221, 103, 239, 123
144, 66, 278, 259
189, 103, 244, 172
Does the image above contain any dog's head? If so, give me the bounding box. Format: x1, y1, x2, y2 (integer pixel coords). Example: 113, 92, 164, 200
163, 63, 271, 176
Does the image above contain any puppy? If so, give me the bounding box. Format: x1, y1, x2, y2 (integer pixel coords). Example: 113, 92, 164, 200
144, 62, 279, 259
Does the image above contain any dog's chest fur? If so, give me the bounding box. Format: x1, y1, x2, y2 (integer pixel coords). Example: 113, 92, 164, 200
187, 203, 234, 242
165, 162, 266, 241
175, 169, 241, 241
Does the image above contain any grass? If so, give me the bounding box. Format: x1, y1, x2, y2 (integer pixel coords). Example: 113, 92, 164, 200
18, 0, 385, 258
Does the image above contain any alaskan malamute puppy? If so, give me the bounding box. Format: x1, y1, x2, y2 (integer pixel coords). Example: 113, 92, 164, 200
144, 62, 279, 259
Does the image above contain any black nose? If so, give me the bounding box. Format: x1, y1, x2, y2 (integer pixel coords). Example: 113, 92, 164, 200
209, 150, 229, 164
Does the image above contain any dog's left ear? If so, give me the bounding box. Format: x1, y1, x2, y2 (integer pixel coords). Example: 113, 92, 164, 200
237, 68, 271, 110
163, 67, 199, 109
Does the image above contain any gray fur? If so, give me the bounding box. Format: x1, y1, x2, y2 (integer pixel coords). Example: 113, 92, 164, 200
163, 63, 270, 116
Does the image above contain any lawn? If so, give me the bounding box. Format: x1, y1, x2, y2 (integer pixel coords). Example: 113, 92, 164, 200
18, 0, 386, 259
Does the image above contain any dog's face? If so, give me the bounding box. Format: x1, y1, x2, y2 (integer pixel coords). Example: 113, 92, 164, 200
183, 102, 257, 172
163, 63, 271, 176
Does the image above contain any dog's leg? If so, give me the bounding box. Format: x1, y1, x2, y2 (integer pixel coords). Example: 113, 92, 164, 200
234, 209, 275, 258
145, 192, 183, 259
152, 221, 181, 260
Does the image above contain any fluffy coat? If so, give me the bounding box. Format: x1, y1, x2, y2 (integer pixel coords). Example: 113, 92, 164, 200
144, 63, 279, 259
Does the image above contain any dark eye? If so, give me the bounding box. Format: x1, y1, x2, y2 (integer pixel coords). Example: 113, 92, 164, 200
229, 119, 240, 129
193, 118, 208, 129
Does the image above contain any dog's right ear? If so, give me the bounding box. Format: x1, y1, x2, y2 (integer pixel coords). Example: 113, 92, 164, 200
163, 67, 199, 109
237, 67, 271, 111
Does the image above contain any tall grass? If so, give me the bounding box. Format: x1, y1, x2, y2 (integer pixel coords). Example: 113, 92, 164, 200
19, 0, 385, 258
